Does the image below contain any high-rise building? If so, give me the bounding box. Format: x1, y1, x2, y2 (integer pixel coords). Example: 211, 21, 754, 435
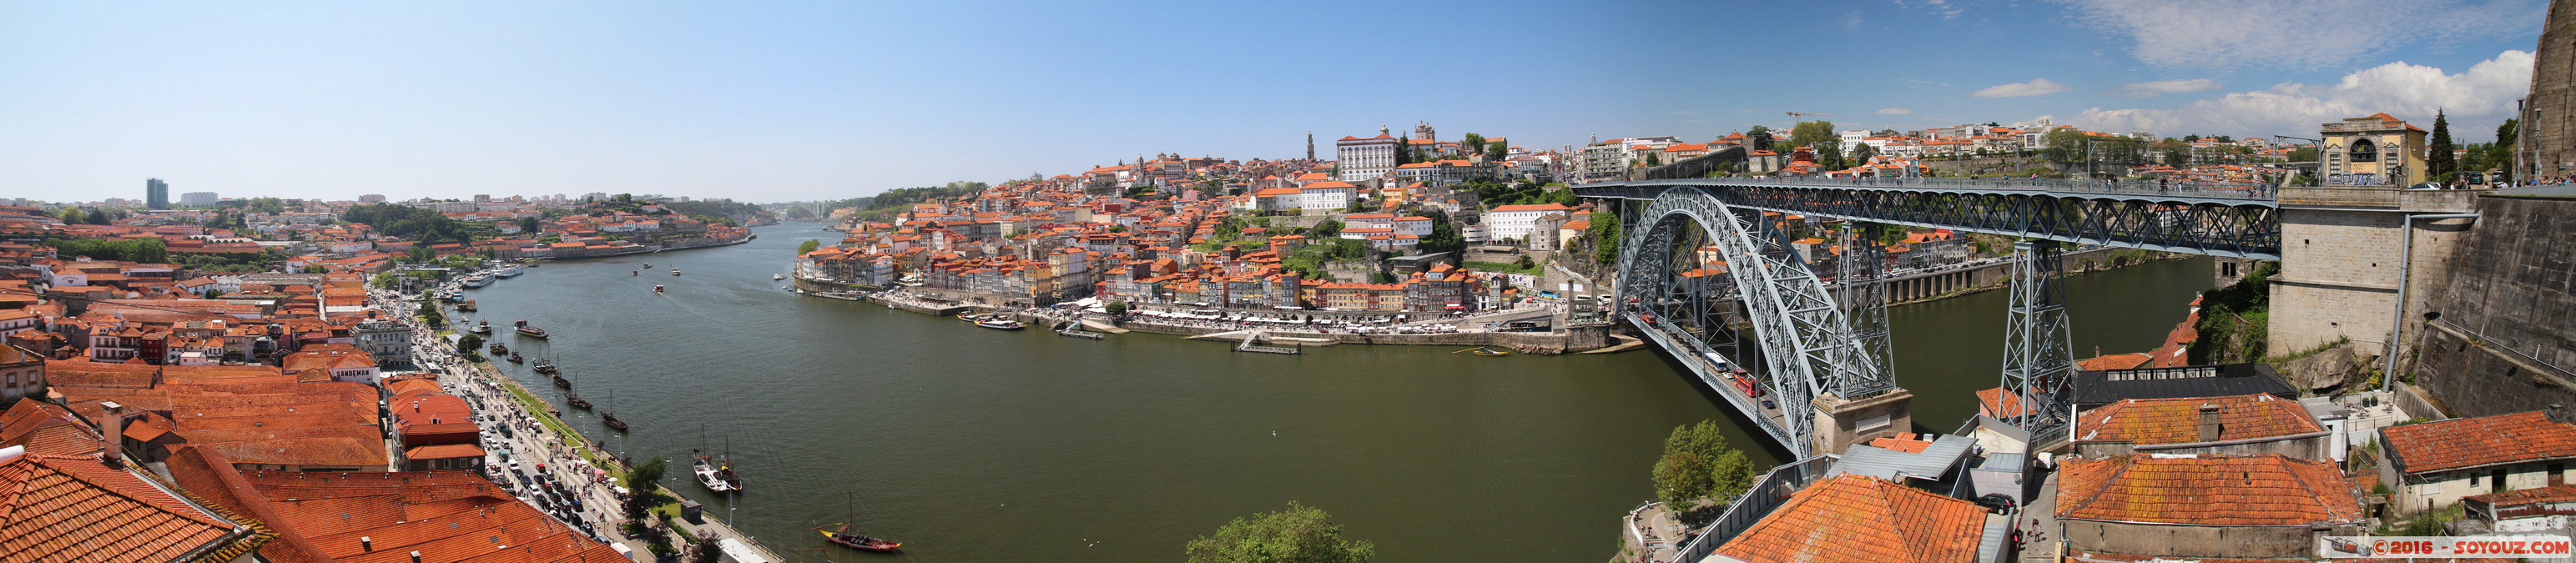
179, 192, 219, 207
145, 178, 169, 209
359, 194, 386, 204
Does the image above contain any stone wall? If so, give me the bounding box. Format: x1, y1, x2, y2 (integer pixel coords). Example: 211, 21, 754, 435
2519, 0, 2576, 177
2064, 520, 2357, 560
2270, 189, 2477, 359
2410, 195, 2576, 421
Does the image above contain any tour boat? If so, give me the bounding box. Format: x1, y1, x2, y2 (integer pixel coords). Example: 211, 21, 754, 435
974, 318, 1026, 330
472, 320, 492, 334
671, 269, 682, 276
514, 320, 549, 339
818, 524, 900, 552
495, 264, 524, 278
461, 274, 493, 288
693, 450, 739, 492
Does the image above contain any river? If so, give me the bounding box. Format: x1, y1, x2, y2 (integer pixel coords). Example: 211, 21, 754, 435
459, 223, 2211, 561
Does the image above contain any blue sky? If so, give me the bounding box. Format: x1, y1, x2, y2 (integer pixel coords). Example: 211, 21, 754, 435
0, 0, 2549, 203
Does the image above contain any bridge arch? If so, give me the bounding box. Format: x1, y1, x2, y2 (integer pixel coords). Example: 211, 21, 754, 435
1610, 187, 1897, 454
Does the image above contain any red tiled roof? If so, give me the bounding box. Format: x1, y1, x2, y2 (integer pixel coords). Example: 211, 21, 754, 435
2055, 454, 2363, 526
239, 470, 628, 562
2075, 394, 2326, 445
2465, 483, 2576, 507
2383, 412, 2576, 474
1712, 475, 1986, 563
1977, 387, 2025, 419
0, 453, 263, 561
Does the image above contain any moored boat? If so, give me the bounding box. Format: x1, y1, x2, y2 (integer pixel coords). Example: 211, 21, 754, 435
461, 274, 492, 288
974, 318, 1025, 330
602, 411, 628, 430
552, 374, 570, 388
566, 393, 592, 410
532, 356, 557, 374
490, 343, 508, 355
507, 352, 524, 364
472, 320, 492, 334
495, 264, 524, 278
458, 299, 477, 311
693, 450, 739, 492
514, 320, 549, 339
819, 524, 900, 553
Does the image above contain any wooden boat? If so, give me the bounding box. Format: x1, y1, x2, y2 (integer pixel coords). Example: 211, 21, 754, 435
566, 393, 592, 410
1471, 347, 1509, 356
507, 352, 524, 364
693, 450, 737, 492
817, 524, 900, 552
552, 374, 570, 388
532, 356, 557, 374
458, 299, 477, 311
490, 344, 508, 355
602, 411, 628, 430
514, 320, 549, 339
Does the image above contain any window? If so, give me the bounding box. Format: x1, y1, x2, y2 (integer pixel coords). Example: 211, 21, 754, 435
2351, 139, 2378, 163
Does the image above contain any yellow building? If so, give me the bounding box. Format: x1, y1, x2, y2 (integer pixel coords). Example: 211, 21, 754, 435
2321, 113, 2428, 186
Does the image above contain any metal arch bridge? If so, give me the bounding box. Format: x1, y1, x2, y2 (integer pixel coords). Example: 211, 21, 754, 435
1575, 178, 2282, 454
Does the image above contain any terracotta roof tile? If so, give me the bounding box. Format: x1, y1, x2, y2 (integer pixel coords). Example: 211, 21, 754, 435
2055, 454, 2363, 526
0, 453, 260, 562
1712, 475, 1986, 562
2383, 412, 2576, 474
2075, 394, 2325, 445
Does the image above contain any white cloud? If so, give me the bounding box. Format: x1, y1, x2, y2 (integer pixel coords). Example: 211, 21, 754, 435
1895, 0, 1964, 18
1972, 78, 2069, 98
2074, 50, 2532, 139
2110, 78, 2221, 98
1877, 108, 1913, 114
2054, 0, 2545, 70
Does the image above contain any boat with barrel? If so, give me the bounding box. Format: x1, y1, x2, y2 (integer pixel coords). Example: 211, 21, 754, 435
489, 343, 509, 355
819, 524, 900, 552
457, 299, 477, 311
566, 392, 592, 410
693, 450, 737, 492
514, 320, 549, 339
602, 410, 628, 430
507, 352, 524, 364
532, 355, 557, 374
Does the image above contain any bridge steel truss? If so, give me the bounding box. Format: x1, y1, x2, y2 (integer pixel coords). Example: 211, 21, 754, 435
1611, 188, 1898, 453
1574, 180, 2283, 259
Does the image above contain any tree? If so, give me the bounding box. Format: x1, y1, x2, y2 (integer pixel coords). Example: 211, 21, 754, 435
796, 239, 822, 254
518, 217, 541, 234
1849, 143, 1879, 165
1709, 450, 1756, 501
1394, 135, 1414, 166
59, 208, 83, 224
86, 209, 110, 225
301, 264, 330, 274
1590, 216, 1621, 264
1183, 502, 1374, 563
1485, 141, 1507, 162
690, 530, 723, 563
1104, 301, 1130, 315
2427, 110, 2456, 181
1652, 451, 1711, 510
1460, 133, 1485, 158
1643, 152, 1661, 168
456, 334, 483, 355
1313, 219, 1343, 237
1514, 254, 1535, 270
1744, 126, 1773, 152
1788, 120, 1837, 153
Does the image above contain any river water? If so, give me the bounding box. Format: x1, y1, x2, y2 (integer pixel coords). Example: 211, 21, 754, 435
461, 223, 2211, 561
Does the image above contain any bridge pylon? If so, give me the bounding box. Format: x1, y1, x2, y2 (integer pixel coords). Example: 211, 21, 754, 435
2000, 240, 2077, 447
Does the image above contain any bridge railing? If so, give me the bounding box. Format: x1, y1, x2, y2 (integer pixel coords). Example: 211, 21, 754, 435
1602, 175, 2279, 202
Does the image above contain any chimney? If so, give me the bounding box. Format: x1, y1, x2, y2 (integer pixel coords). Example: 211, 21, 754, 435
2197, 404, 2223, 442
410, 550, 421, 563
360, 537, 371, 551
98, 401, 124, 466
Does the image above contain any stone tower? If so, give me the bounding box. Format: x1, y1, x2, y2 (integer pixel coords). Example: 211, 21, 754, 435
1414, 122, 1436, 143
1306, 133, 1314, 161
2519, 0, 2576, 178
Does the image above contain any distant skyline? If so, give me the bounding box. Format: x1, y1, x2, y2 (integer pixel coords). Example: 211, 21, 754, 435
1, 0, 2549, 203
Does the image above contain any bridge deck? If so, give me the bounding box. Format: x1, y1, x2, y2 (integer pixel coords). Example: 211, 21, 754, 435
1625, 311, 1796, 449
1578, 176, 2278, 206
1575, 178, 2283, 259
